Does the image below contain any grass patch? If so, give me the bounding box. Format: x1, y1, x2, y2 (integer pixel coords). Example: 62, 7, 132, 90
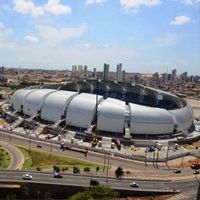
17, 146, 102, 171
0, 147, 11, 169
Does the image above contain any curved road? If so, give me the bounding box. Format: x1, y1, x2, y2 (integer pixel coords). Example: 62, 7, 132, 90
0, 140, 24, 170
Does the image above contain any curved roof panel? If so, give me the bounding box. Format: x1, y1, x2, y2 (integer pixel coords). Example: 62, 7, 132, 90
129, 103, 174, 134
169, 103, 193, 131
66, 93, 103, 128
41, 91, 77, 122
97, 98, 125, 133
23, 89, 56, 116
11, 89, 38, 111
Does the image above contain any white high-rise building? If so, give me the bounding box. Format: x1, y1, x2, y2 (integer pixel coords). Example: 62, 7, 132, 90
72, 65, 77, 73
171, 69, 177, 83
116, 63, 122, 82
103, 63, 109, 81
84, 65, 88, 78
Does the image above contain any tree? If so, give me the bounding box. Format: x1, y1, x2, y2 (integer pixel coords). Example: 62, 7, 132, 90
36, 167, 41, 171
73, 166, 80, 174
115, 167, 124, 179
96, 166, 100, 173
126, 170, 131, 177
62, 166, 69, 172
53, 165, 60, 172
68, 185, 118, 200
84, 167, 90, 173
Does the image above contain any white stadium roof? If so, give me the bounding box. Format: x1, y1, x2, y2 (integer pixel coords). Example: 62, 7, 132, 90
11, 88, 194, 135
66, 93, 103, 129
41, 90, 78, 123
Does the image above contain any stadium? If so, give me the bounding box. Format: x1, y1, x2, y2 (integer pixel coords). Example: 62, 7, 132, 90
9, 80, 194, 139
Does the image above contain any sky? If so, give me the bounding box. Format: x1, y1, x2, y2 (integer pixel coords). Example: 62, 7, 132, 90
0, 0, 200, 74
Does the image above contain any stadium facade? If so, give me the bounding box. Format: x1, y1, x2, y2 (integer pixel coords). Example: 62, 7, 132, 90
10, 81, 194, 137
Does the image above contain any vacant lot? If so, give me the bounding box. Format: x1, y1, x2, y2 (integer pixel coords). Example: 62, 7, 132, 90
17, 146, 102, 171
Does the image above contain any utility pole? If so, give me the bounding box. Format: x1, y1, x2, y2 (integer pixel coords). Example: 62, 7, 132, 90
181, 146, 184, 167
145, 146, 148, 166
29, 132, 31, 155
50, 139, 53, 155
145, 135, 148, 167
106, 155, 110, 182
156, 149, 159, 168
103, 154, 106, 172
153, 150, 156, 167
165, 142, 170, 167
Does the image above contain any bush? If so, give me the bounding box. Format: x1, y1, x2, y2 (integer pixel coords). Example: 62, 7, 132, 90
84, 167, 90, 173
73, 166, 80, 174
96, 166, 100, 172
36, 167, 41, 171
53, 165, 60, 172
62, 167, 69, 172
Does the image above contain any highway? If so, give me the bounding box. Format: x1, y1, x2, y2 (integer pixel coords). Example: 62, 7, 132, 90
0, 129, 199, 199
0, 170, 195, 192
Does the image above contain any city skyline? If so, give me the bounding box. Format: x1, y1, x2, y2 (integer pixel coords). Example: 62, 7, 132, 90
0, 0, 199, 74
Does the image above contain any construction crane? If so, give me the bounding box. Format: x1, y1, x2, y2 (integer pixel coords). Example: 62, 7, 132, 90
91, 75, 99, 147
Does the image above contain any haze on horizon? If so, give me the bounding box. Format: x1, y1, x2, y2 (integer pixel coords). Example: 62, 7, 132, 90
0, 0, 199, 74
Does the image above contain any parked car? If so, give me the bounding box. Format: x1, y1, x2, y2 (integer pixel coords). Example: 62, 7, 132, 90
191, 163, 200, 169
22, 174, 32, 180
130, 182, 139, 187
174, 169, 181, 174
36, 144, 42, 148
193, 170, 199, 175
53, 172, 63, 178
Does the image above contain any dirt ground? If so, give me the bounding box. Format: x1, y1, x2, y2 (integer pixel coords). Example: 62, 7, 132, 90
0, 118, 6, 126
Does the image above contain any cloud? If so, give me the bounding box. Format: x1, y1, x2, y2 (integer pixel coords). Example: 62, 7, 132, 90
182, 0, 200, 5
36, 24, 87, 47
13, 0, 44, 17
0, 21, 14, 48
81, 43, 91, 48
44, 0, 71, 15
24, 35, 39, 43
86, 0, 106, 5
13, 0, 71, 17
170, 15, 191, 26
103, 44, 109, 48
153, 34, 179, 46
120, 0, 161, 11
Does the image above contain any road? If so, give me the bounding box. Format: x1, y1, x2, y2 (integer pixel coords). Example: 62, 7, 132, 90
0, 140, 24, 170
0, 130, 199, 198
0, 130, 197, 179
0, 170, 195, 192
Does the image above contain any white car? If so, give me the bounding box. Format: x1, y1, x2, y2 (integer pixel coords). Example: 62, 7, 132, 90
130, 181, 139, 187
22, 174, 32, 180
